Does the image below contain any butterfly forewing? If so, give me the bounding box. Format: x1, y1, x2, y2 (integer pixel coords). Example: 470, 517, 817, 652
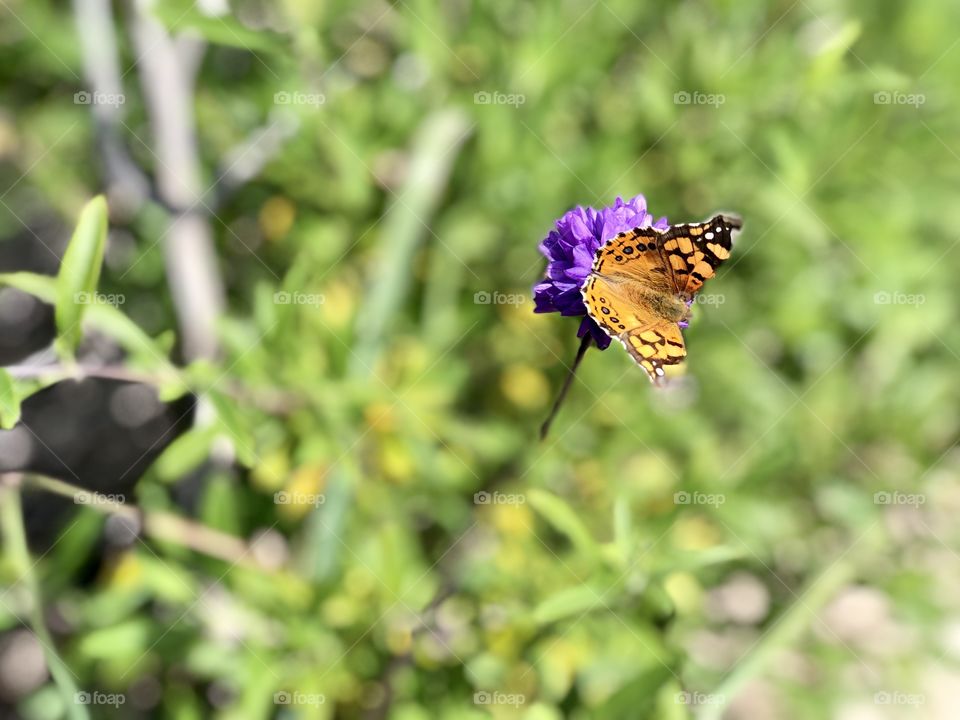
660, 214, 741, 296
592, 226, 674, 291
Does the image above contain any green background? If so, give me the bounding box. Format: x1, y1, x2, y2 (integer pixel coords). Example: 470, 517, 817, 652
1, 0, 958, 717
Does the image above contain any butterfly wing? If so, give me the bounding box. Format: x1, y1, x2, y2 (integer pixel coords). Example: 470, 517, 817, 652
660, 214, 741, 296
621, 322, 687, 384
582, 273, 659, 339
580, 215, 739, 384
591, 226, 674, 291
581, 272, 686, 384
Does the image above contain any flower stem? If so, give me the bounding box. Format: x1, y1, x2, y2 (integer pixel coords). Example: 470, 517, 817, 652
540, 333, 592, 440
0, 476, 88, 720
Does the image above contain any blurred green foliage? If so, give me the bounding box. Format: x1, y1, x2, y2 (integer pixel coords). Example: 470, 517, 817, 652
2, 0, 960, 718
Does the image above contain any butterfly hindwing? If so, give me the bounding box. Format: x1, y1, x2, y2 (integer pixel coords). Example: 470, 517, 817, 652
660, 214, 741, 296
621, 322, 687, 384
582, 273, 687, 384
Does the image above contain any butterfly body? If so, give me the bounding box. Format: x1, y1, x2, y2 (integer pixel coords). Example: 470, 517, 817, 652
581, 213, 741, 383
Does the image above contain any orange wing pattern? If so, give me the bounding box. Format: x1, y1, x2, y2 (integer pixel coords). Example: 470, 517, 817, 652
591, 226, 673, 290
620, 322, 687, 384
580, 213, 740, 383
581, 273, 659, 339
659, 214, 741, 296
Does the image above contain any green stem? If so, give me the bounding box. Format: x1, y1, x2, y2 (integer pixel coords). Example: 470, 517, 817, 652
540, 333, 592, 440
0, 478, 88, 720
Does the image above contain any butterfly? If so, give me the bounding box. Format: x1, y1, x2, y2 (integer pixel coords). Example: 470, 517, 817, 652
580, 213, 742, 383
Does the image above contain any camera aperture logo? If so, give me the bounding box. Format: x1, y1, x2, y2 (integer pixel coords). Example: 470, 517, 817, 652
674, 90, 725, 107
474, 491, 525, 506
75, 692, 125, 707
75, 492, 125, 506
74, 91, 125, 108
274, 291, 325, 307
75, 291, 125, 307
873, 291, 924, 306
875, 691, 924, 707
873, 91, 925, 107
274, 91, 325, 108
474, 90, 525, 107
675, 691, 724, 706
674, 491, 725, 507
473, 691, 525, 707
474, 290, 526, 306
275, 491, 325, 507
273, 691, 325, 706
874, 491, 925, 508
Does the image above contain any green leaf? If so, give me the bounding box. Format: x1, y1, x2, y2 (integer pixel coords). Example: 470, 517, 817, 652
527, 489, 602, 558
533, 583, 604, 625
55, 196, 109, 357
0, 369, 20, 429
208, 389, 256, 467
0, 271, 56, 303
76, 619, 152, 661
152, 426, 218, 482
200, 473, 242, 535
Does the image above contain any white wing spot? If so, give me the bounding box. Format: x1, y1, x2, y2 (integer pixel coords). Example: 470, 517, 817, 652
715, 227, 722, 232
704, 232, 714, 240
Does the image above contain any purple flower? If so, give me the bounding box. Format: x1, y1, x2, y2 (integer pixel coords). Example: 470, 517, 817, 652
533, 195, 669, 348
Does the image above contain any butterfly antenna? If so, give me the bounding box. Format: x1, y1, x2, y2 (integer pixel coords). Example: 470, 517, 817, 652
540, 333, 592, 441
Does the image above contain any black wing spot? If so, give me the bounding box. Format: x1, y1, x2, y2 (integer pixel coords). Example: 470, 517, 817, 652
622, 246, 634, 255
